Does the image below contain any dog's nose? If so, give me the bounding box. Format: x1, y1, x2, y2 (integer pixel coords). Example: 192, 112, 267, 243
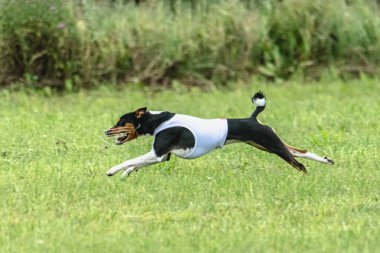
104, 129, 110, 135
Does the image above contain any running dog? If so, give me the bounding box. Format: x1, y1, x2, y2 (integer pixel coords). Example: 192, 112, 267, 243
105, 92, 334, 177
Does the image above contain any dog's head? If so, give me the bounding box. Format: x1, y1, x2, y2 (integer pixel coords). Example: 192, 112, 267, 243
105, 107, 147, 145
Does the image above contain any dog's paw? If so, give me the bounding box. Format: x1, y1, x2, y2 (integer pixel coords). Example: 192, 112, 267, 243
324, 157, 334, 165
106, 166, 122, 176
106, 170, 115, 176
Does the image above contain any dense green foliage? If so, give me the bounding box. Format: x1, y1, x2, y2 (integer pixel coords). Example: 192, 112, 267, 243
1, 80, 379, 252
1, 0, 380, 89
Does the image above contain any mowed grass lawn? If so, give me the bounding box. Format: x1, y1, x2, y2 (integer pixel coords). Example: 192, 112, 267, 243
0, 80, 379, 253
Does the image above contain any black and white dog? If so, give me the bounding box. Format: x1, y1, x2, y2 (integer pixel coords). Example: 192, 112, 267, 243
105, 92, 334, 177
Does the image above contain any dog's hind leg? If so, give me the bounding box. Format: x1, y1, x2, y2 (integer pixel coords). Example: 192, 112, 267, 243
266, 144, 308, 173
228, 119, 308, 173
246, 139, 308, 173
284, 143, 334, 165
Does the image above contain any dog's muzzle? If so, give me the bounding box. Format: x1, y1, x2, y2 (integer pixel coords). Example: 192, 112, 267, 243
105, 126, 138, 145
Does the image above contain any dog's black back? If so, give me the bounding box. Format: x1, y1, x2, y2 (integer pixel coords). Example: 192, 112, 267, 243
137, 111, 175, 135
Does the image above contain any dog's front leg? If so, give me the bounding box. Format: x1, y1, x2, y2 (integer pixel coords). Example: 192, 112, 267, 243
106, 151, 168, 177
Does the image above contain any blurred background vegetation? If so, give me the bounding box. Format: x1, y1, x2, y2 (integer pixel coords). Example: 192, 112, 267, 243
0, 0, 379, 90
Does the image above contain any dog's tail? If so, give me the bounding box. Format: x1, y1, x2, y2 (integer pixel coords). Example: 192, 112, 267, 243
251, 91, 266, 118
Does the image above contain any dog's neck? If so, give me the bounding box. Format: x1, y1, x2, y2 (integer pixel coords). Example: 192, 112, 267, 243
138, 111, 175, 135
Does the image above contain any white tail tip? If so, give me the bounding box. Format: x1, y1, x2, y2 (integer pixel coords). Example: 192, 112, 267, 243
252, 91, 266, 107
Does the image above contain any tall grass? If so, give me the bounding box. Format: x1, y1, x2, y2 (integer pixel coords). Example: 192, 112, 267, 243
0, 0, 380, 89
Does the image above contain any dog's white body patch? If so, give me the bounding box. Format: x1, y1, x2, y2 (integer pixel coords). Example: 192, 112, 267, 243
154, 114, 228, 159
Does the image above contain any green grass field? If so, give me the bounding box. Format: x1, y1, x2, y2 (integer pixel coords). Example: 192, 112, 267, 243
0, 80, 379, 253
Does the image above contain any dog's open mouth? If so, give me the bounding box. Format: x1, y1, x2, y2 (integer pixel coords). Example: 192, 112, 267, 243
105, 126, 137, 145
105, 130, 129, 145
115, 132, 129, 145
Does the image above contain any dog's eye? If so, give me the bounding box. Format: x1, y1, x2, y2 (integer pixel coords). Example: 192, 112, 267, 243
118, 119, 128, 127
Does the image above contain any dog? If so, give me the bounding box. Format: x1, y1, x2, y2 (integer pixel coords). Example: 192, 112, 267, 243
105, 91, 334, 177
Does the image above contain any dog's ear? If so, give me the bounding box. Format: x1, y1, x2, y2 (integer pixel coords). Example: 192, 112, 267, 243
135, 107, 147, 118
